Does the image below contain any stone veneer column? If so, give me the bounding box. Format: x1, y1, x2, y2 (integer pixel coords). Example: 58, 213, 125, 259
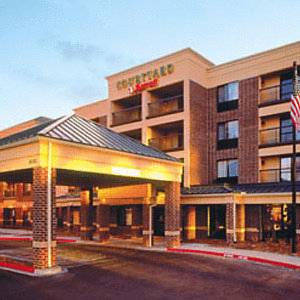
32, 167, 57, 269
0, 183, 3, 225
80, 188, 94, 240
96, 204, 110, 242
165, 182, 181, 248
142, 204, 151, 247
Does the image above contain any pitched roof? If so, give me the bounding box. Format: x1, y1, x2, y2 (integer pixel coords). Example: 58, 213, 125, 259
0, 114, 178, 162
181, 185, 232, 195
181, 182, 300, 195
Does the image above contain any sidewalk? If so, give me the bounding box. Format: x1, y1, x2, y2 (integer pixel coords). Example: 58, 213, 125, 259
167, 243, 300, 270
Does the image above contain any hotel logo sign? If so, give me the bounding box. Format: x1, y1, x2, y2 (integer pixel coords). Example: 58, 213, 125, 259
116, 64, 175, 93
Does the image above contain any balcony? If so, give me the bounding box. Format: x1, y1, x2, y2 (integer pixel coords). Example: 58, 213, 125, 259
148, 133, 183, 152
260, 125, 294, 146
111, 106, 142, 126
148, 95, 183, 118
260, 168, 300, 183
259, 82, 293, 106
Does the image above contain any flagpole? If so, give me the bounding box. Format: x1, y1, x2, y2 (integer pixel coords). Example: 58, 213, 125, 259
291, 61, 297, 254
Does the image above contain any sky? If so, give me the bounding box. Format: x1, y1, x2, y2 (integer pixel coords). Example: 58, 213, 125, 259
1, 0, 300, 129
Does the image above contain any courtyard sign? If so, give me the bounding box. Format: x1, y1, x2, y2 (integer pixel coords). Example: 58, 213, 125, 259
116, 63, 175, 92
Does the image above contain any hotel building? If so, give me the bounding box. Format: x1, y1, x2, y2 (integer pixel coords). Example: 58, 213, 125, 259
1, 41, 300, 245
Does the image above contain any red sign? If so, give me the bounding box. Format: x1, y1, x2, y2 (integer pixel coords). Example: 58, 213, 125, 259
128, 78, 158, 94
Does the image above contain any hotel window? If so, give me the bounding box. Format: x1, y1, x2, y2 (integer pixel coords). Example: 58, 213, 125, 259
280, 72, 293, 100
280, 157, 300, 182
217, 159, 238, 183
280, 117, 300, 143
217, 81, 239, 112
217, 120, 239, 149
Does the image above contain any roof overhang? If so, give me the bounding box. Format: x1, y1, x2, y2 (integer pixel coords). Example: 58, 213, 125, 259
0, 136, 183, 184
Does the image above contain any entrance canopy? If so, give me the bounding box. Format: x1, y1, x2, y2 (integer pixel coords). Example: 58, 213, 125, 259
0, 114, 182, 186
0, 114, 183, 273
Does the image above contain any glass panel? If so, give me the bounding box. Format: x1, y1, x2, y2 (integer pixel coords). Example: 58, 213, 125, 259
227, 82, 239, 101
218, 86, 225, 103
228, 120, 239, 139
281, 157, 291, 181
217, 161, 227, 178
228, 160, 238, 177
281, 78, 293, 100
218, 123, 226, 140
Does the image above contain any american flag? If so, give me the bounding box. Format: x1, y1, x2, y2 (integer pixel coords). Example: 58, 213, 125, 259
291, 93, 300, 130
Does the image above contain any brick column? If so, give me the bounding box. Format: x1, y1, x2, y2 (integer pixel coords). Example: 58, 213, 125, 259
32, 167, 57, 270
16, 184, 23, 227
236, 204, 245, 242
165, 182, 181, 248
96, 204, 110, 242
0, 182, 4, 202
245, 205, 261, 241
142, 204, 151, 247
0, 204, 3, 226
196, 205, 208, 239
226, 203, 234, 243
80, 188, 94, 240
184, 206, 196, 241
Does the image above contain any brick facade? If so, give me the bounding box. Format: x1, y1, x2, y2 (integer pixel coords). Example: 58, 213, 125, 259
32, 167, 57, 269
238, 77, 259, 184
80, 188, 94, 240
165, 182, 181, 248
189, 81, 209, 185
96, 204, 110, 242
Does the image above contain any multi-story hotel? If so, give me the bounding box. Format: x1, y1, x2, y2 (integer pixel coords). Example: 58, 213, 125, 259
1, 41, 300, 246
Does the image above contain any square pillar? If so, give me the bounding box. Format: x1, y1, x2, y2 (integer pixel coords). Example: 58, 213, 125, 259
226, 203, 234, 243
80, 187, 94, 240
32, 167, 57, 270
236, 204, 245, 242
184, 206, 196, 241
142, 204, 151, 247
196, 205, 208, 239
96, 204, 110, 242
165, 182, 181, 248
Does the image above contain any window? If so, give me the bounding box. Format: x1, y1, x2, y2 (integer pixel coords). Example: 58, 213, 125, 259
280, 157, 300, 181
218, 82, 239, 103
280, 117, 300, 143
217, 159, 238, 182
217, 120, 239, 149
280, 77, 293, 100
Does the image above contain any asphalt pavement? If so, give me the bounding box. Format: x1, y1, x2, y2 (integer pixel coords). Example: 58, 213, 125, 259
0, 244, 300, 300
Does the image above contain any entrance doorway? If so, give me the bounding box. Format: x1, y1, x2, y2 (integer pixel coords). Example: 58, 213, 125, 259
153, 205, 164, 236
209, 205, 226, 239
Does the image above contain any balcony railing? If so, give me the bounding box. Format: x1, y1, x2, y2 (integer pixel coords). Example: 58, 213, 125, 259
260, 125, 294, 146
148, 133, 183, 152
148, 95, 183, 118
112, 105, 142, 126
259, 82, 293, 105
260, 168, 300, 183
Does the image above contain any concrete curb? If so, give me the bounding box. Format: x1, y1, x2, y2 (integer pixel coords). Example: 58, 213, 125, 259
167, 248, 300, 271
0, 237, 77, 243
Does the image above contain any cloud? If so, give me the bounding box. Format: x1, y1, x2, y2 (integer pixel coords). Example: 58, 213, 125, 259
55, 40, 103, 63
